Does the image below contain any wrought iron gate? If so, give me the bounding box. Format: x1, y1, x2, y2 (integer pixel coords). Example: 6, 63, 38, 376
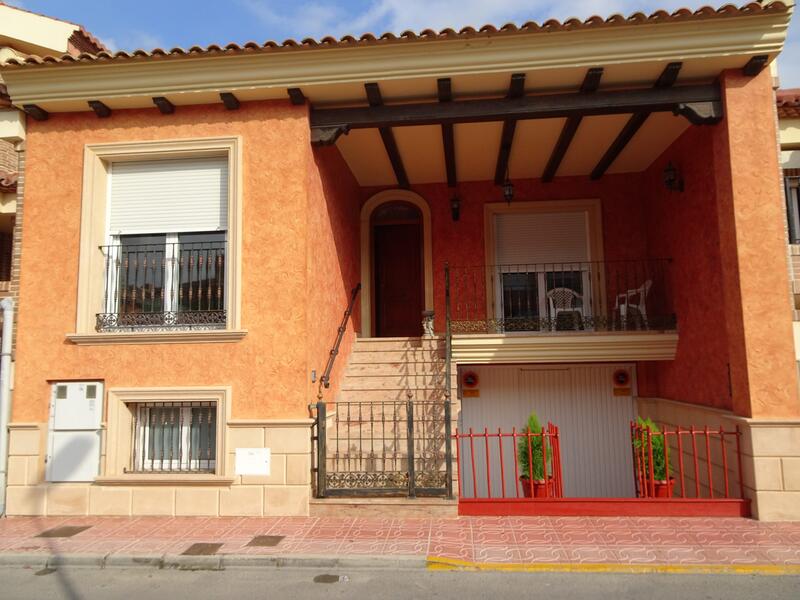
312, 399, 452, 497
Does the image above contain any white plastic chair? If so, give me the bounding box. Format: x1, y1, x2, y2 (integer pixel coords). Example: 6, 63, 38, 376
546, 287, 583, 331
615, 279, 652, 330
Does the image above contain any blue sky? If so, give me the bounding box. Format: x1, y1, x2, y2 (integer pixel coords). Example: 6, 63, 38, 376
8, 0, 800, 87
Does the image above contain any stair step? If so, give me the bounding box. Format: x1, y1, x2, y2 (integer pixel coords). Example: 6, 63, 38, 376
344, 363, 445, 376
341, 374, 445, 391
349, 350, 445, 364
338, 389, 448, 402
309, 497, 457, 518
354, 337, 445, 352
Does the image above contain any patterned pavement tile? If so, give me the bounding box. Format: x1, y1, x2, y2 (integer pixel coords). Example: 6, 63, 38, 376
763, 547, 800, 565
474, 545, 522, 563
518, 546, 569, 563
562, 546, 619, 564
382, 539, 428, 555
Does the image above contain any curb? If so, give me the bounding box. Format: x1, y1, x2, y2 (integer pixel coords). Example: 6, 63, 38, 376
2, 553, 798, 575
426, 556, 800, 576
0, 552, 427, 571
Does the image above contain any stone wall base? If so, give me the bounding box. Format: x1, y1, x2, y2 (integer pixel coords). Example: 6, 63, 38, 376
638, 397, 800, 521
5, 420, 313, 517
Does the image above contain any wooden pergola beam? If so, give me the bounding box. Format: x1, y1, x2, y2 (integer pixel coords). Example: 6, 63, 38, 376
493, 73, 526, 185
437, 78, 457, 187
23, 104, 48, 121
152, 96, 175, 114
542, 68, 603, 183
590, 62, 683, 180
310, 82, 720, 134
220, 92, 240, 110
365, 82, 409, 188
742, 55, 769, 77
88, 100, 111, 118
287, 88, 306, 105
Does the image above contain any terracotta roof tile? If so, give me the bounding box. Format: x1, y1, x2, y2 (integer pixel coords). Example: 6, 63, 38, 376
778, 88, 800, 118
0, 2, 107, 55
0, 2, 788, 69
0, 171, 17, 194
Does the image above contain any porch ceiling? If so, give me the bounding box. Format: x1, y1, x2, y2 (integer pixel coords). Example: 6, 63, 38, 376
335, 111, 691, 186
325, 62, 712, 186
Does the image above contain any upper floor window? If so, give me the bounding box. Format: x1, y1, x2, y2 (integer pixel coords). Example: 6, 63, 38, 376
97, 157, 228, 332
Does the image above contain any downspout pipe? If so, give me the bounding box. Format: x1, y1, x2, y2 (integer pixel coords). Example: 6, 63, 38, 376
0, 298, 14, 515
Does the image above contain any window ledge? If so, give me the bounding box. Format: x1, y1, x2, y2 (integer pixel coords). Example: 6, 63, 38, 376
66, 329, 247, 345
95, 474, 235, 486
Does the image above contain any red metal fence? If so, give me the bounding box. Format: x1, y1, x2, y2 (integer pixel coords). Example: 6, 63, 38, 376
454, 424, 563, 500
631, 422, 745, 500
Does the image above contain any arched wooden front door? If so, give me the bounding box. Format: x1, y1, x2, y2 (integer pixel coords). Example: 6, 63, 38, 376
371, 201, 424, 337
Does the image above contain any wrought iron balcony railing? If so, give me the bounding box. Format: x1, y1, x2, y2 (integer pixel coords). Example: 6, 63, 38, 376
447, 259, 675, 334
97, 240, 226, 332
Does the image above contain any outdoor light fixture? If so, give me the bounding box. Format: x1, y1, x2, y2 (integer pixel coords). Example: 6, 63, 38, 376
503, 166, 514, 204
663, 161, 684, 192
450, 195, 461, 221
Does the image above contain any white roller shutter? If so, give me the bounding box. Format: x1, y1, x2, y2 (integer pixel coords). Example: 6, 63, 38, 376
495, 211, 589, 265
109, 157, 228, 234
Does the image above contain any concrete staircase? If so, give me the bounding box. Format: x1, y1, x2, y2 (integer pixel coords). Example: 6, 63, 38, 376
309, 336, 458, 517
337, 336, 451, 403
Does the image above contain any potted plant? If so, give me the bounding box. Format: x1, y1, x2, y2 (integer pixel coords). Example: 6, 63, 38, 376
517, 411, 554, 498
632, 417, 675, 498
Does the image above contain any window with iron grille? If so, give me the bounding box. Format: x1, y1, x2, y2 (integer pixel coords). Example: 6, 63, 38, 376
129, 402, 217, 473
97, 156, 228, 332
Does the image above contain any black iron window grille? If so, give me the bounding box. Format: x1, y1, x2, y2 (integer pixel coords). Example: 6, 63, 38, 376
785, 176, 800, 244
129, 401, 217, 473
97, 232, 226, 332
449, 259, 675, 334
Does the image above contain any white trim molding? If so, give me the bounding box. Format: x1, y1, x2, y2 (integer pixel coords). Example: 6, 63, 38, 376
360, 189, 434, 338
452, 331, 679, 364
72, 136, 244, 342
1, 10, 792, 110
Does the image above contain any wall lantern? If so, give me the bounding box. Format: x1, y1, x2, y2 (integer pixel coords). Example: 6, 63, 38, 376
503, 168, 514, 204
663, 161, 684, 192
450, 195, 461, 221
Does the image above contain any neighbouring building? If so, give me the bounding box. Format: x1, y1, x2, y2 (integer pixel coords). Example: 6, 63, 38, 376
1, 1, 799, 520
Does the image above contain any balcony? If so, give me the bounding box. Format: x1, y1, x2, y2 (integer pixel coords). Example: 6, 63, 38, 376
446, 259, 678, 364
97, 239, 226, 332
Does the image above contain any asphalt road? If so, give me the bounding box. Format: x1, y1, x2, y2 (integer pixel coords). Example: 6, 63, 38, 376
2, 566, 799, 600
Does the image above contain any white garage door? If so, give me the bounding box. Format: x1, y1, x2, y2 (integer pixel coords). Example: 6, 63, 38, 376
459, 364, 637, 498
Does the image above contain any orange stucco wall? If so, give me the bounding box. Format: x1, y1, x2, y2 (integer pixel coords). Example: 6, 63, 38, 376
13, 100, 361, 422
305, 146, 362, 404
361, 175, 648, 331
711, 70, 799, 418
636, 125, 732, 410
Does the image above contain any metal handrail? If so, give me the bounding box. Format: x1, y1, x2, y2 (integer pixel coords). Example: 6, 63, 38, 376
318, 283, 361, 399
444, 264, 454, 499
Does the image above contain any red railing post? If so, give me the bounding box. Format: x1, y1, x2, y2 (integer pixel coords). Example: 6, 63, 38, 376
735, 425, 745, 500
484, 427, 492, 498
498, 428, 506, 499
719, 427, 729, 498
647, 428, 655, 497
512, 427, 520, 498
526, 429, 534, 487
454, 428, 463, 499
704, 425, 714, 498
468, 428, 478, 499
690, 425, 700, 498
676, 426, 686, 498
663, 426, 671, 491
540, 426, 549, 498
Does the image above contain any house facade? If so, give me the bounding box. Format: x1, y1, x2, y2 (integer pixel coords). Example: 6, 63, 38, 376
1, 2, 799, 520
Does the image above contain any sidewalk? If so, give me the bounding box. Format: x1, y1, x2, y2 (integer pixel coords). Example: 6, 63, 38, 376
1, 515, 799, 573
